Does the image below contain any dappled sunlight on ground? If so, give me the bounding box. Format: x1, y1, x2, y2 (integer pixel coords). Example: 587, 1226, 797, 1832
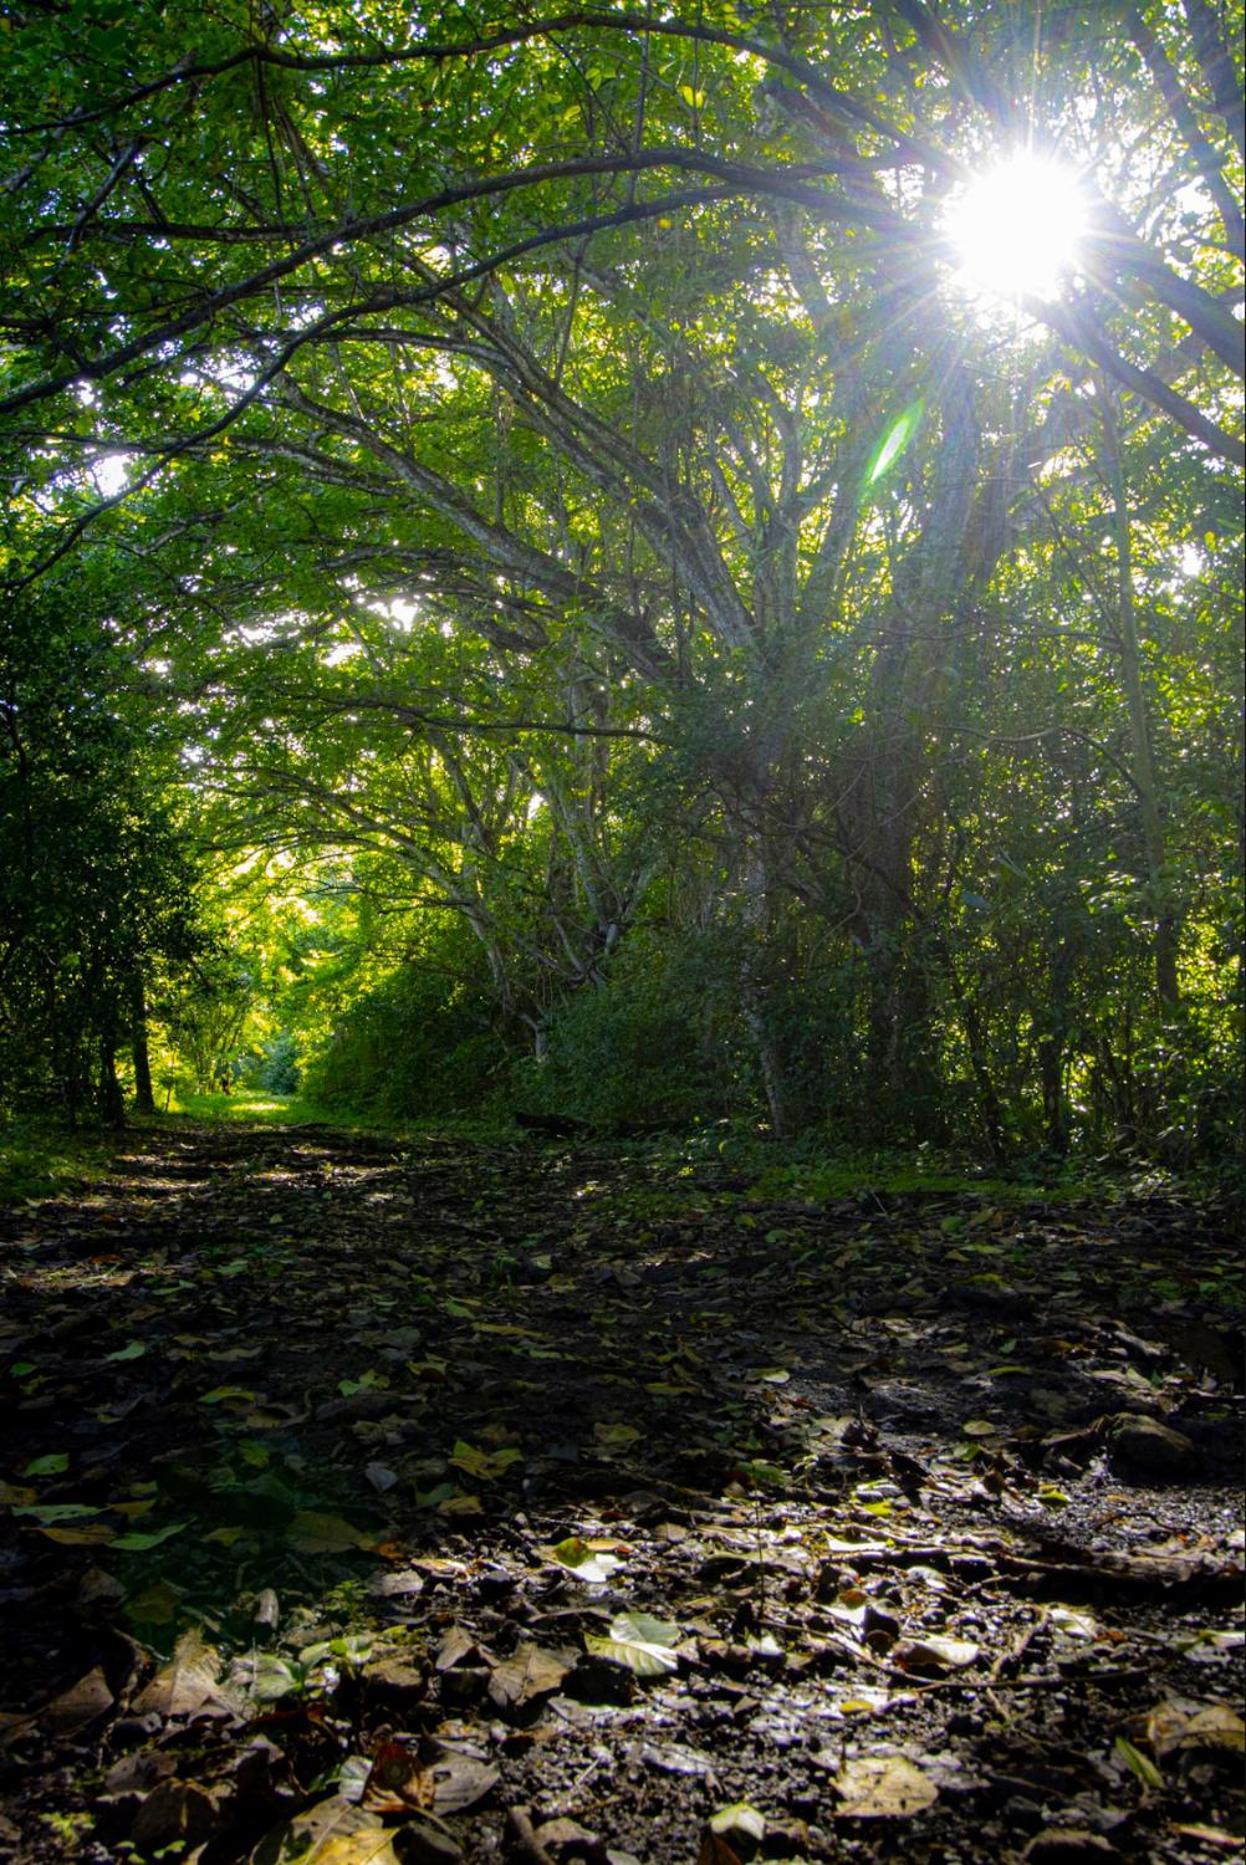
0, 1125, 1241, 1861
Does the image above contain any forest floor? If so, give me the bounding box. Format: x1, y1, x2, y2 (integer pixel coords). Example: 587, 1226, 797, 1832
0, 1122, 1242, 1865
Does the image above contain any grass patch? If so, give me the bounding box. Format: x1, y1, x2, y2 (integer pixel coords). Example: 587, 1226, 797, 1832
168, 1088, 326, 1125
0, 1118, 121, 1204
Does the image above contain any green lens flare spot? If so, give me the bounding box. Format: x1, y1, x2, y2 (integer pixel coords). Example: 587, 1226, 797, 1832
867, 400, 924, 486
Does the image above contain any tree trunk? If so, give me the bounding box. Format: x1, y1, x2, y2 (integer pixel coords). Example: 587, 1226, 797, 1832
130, 973, 156, 1115
1099, 387, 1181, 1009
739, 841, 794, 1138
99, 1035, 125, 1128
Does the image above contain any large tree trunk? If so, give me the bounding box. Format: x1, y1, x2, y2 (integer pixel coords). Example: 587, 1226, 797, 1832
848, 370, 981, 1137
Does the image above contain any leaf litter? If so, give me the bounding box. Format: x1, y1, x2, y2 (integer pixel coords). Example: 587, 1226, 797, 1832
0, 1123, 1241, 1861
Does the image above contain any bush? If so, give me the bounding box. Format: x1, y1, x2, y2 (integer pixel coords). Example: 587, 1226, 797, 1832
302, 958, 508, 1119
532, 929, 752, 1129
251, 1032, 300, 1095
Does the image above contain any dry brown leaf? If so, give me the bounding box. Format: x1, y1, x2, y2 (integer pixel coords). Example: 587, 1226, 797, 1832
487, 1642, 574, 1710
696, 1833, 745, 1865
360, 1742, 435, 1815
428, 1751, 499, 1814
134, 1628, 237, 1720
38, 1667, 113, 1738
249, 1794, 400, 1863
1147, 1700, 1245, 1758
833, 1755, 938, 1819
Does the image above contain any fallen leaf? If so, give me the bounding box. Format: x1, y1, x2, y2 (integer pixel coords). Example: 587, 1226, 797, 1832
103, 1340, 147, 1363
40, 1667, 114, 1737
548, 1535, 624, 1583
435, 1626, 484, 1672
289, 1511, 377, 1554
697, 1835, 745, 1865
488, 1642, 574, 1709
448, 1440, 522, 1481
428, 1751, 499, 1813
1147, 1701, 1245, 1758
585, 1612, 681, 1678
250, 1793, 401, 1863
127, 1579, 181, 1624
112, 1521, 188, 1551
1171, 1825, 1243, 1850
891, 1634, 981, 1675
41, 1522, 117, 1545
833, 1755, 938, 1819
360, 1741, 435, 1813
131, 1780, 217, 1853
134, 1628, 236, 1720
13, 1501, 101, 1522
435, 1491, 483, 1517
1113, 1735, 1162, 1788
593, 1422, 640, 1450
22, 1453, 69, 1475
708, 1803, 765, 1844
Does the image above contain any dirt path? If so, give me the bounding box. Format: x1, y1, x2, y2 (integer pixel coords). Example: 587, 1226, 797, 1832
1, 1124, 1242, 1862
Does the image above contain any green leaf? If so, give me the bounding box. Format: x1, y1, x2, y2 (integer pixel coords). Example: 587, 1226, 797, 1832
112, 1521, 188, 1551
103, 1339, 147, 1362
23, 1453, 69, 1475
449, 1440, 522, 1481
585, 1612, 681, 1677
709, 1802, 766, 1842
548, 1535, 624, 1583
1114, 1735, 1163, 1789
12, 1502, 101, 1522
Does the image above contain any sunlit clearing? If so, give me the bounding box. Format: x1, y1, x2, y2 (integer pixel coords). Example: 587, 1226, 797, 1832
946, 154, 1087, 304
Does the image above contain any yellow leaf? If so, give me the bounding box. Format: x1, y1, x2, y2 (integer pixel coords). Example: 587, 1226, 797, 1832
593, 1422, 640, 1450
289, 1511, 376, 1554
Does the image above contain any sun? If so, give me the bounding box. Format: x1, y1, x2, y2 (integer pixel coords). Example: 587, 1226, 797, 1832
946, 152, 1088, 305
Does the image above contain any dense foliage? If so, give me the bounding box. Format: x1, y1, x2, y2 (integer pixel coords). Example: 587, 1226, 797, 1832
0, 590, 204, 1118
0, 1, 1241, 1157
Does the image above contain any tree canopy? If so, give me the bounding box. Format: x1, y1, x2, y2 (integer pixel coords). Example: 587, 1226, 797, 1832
1, 0, 1242, 1155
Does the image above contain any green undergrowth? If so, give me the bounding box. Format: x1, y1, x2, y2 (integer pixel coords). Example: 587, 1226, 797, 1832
177, 1097, 1231, 1209
6, 1093, 1233, 1217
0, 1118, 121, 1204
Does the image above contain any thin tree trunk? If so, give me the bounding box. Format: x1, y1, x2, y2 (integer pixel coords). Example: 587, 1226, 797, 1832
1099, 387, 1181, 1009
739, 841, 794, 1138
99, 1035, 125, 1128
130, 973, 156, 1115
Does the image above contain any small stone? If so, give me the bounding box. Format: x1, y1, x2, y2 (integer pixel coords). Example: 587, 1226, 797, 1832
1106, 1413, 1197, 1479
